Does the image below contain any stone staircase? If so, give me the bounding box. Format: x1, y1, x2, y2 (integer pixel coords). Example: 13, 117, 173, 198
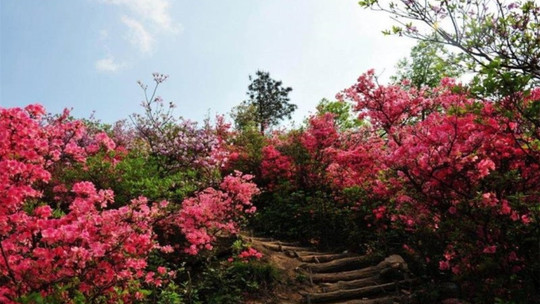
241, 235, 416, 304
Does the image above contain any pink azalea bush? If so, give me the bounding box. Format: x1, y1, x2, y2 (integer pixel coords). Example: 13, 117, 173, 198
0, 105, 164, 302
0, 104, 260, 303
337, 71, 539, 299
258, 70, 539, 300
162, 171, 259, 255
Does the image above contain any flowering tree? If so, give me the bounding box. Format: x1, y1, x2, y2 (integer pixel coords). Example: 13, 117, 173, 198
256, 68, 539, 300
359, 0, 540, 99
130, 73, 226, 178
359, 0, 540, 80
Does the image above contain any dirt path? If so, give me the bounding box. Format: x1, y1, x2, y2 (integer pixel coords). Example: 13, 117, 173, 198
241, 234, 416, 304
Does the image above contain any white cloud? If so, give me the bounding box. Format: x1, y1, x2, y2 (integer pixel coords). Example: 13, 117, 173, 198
121, 15, 154, 53
95, 56, 124, 72
95, 0, 181, 66
101, 0, 181, 33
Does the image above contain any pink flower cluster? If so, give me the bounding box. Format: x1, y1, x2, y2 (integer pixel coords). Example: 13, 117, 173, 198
174, 171, 260, 255
237, 248, 263, 261
261, 145, 294, 183
0, 105, 169, 302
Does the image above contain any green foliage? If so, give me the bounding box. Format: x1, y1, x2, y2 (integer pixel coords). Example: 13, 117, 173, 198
192, 260, 278, 304
251, 189, 365, 251
315, 99, 362, 130
243, 70, 296, 133
361, 0, 540, 95
50, 150, 203, 206
470, 59, 533, 99
392, 39, 464, 89
295, 272, 308, 283
154, 282, 184, 304
230, 102, 258, 131
250, 190, 311, 241
17, 280, 134, 304
140, 240, 279, 304
225, 127, 266, 180
18, 292, 47, 304
113, 152, 202, 203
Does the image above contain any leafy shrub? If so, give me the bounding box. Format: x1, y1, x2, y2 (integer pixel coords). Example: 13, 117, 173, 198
193, 252, 277, 304
0, 103, 261, 303
251, 70, 539, 302
335, 71, 540, 301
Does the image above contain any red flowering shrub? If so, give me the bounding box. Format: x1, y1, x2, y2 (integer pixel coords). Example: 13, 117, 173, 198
255, 69, 539, 300
255, 114, 365, 248
261, 144, 294, 184
0, 104, 260, 303
336, 71, 540, 300
162, 171, 259, 255
0, 105, 169, 302
261, 114, 340, 190
219, 126, 267, 187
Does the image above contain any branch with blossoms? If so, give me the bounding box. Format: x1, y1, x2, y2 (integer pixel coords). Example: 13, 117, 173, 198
130, 73, 173, 154
360, 0, 540, 87
129, 74, 228, 180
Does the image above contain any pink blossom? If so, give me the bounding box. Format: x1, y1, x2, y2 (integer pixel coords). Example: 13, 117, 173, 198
439, 260, 450, 270
238, 248, 263, 260
477, 158, 495, 178
483, 245, 497, 254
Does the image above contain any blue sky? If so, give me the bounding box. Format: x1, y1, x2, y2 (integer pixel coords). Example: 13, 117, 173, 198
1, 0, 415, 125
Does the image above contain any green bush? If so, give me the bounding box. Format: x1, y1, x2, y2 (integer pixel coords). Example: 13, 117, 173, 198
191, 260, 278, 304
